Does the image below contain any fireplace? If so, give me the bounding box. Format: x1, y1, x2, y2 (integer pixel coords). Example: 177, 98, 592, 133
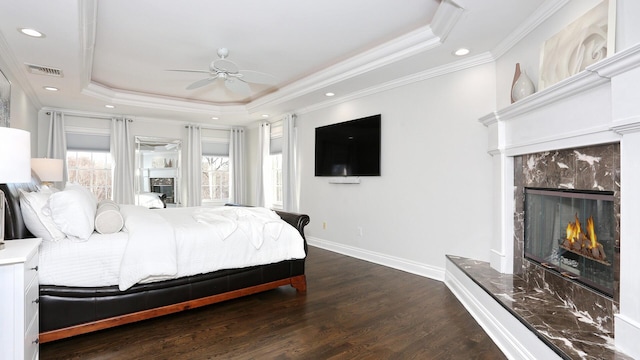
512, 143, 620, 334
524, 187, 615, 296
150, 177, 175, 204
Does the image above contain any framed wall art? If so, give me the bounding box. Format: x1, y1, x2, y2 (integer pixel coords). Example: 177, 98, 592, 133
539, 0, 616, 90
0, 69, 10, 127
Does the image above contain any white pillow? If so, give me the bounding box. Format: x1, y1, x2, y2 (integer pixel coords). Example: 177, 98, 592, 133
95, 200, 124, 234
18, 189, 66, 242
43, 183, 98, 240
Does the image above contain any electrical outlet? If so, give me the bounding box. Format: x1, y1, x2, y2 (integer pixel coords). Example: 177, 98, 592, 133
323, 222, 327, 230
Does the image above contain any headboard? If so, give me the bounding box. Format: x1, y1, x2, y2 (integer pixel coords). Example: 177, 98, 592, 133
1, 172, 41, 240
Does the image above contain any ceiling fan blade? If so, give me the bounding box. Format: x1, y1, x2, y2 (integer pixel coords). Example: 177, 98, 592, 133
166, 69, 210, 74
186, 76, 217, 90
237, 70, 278, 85
212, 59, 239, 73
224, 78, 251, 96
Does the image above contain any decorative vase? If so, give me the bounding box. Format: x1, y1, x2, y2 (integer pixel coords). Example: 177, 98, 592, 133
510, 63, 521, 103
511, 68, 535, 102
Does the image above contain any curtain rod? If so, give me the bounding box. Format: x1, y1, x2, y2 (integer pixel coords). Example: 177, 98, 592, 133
45, 111, 132, 121
184, 124, 240, 131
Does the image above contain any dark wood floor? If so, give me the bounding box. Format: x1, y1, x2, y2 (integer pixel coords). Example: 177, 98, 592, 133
40, 247, 506, 359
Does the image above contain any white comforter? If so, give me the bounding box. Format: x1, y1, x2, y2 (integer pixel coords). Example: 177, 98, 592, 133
39, 206, 307, 290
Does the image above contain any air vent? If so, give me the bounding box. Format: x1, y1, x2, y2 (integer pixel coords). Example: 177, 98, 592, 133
25, 63, 63, 77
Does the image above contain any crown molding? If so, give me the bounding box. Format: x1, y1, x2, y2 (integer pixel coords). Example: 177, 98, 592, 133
247, 25, 443, 112
248, 0, 466, 113
297, 51, 495, 116
82, 82, 248, 117
78, 0, 97, 89
77, 0, 466, 120
492, 0, 569, 59
431, 0, 465, 43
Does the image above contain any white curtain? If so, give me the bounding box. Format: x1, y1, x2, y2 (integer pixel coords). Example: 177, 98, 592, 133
256, 122, 272, 208
282, 114, 298, 211
229, 127, 245, 205
111, 118, 135, 204
184, 125, 202, 207
47, 111, 68, 187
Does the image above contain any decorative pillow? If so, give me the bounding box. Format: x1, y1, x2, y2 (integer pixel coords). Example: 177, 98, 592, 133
43, 183, 98, 240
95, 200, 124, 234
18, 189, 66, 242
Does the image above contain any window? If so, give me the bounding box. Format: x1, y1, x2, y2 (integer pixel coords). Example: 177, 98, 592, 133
202, 155, 229, 204
270, 153, 283, 208
66, 151, 113, 201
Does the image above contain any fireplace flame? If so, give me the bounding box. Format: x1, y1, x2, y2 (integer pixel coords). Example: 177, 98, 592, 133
586, 216, 597, 249
563, 214, 607, 263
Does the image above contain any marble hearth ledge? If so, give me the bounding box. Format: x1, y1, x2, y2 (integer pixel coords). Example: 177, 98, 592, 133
445, 255, 632, 360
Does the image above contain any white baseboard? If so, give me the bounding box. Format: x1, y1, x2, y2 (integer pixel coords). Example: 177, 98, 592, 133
444, 257, 562, 360
307, 236, 445, 281
615, 313, 640, 359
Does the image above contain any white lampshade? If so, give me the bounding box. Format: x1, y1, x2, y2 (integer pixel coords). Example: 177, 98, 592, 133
0, 127, 31, 183
31, 158, 63, 182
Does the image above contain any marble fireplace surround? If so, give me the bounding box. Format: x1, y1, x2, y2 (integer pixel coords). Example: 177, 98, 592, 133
444, 43, 640, 359
514, 143, 620, 331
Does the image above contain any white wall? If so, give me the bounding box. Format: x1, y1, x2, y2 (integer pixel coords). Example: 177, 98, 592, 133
296, 64, 496, 277
0, 58, 39, 154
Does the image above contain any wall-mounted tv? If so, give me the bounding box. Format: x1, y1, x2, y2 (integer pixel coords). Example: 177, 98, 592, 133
315, 114, 381, 177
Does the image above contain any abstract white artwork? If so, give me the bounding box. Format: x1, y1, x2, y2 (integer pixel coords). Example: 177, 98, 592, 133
539, 0, 615, 90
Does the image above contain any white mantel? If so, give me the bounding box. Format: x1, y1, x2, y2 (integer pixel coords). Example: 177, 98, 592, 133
481, 43, 640, 358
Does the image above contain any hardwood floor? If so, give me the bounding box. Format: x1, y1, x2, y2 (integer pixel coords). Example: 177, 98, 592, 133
40, 247, 506, 359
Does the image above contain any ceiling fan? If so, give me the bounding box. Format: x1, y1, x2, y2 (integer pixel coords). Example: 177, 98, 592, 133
167, 47, 278, 96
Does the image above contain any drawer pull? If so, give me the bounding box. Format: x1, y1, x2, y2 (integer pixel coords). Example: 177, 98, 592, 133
33, 298, 40, 304
31, 265, 38, 271
33, 338, 39, 345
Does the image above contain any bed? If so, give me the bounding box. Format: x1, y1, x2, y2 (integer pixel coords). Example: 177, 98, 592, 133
1, 178, 309, 343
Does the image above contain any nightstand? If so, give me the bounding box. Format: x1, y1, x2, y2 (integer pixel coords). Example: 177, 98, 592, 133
0, 238, 41, 360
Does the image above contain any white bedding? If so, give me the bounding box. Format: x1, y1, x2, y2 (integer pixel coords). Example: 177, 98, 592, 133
38, 206, 306, 290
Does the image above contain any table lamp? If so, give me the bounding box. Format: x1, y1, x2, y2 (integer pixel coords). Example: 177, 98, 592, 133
0, 127, 31, 249
31, 158, 63, 187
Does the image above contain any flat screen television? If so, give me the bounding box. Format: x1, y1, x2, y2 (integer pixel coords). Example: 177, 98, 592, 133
315, 114, 381, 176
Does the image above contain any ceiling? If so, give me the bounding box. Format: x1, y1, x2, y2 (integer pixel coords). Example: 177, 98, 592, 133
0, 0, 549, 126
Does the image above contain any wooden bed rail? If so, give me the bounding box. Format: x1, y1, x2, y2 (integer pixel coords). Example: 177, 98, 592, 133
39, 275, 306, 343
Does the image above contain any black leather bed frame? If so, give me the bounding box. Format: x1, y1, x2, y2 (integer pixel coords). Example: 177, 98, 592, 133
1, 180, 309, 343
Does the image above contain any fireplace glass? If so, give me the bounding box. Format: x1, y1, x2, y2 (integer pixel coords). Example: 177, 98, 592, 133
524, 187, 615, 296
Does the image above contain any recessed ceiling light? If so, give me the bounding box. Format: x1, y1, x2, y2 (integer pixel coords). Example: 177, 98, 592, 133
43, 86, 59, 91
211, 116, 219, 120
453, 48, 470, 56
18, 28, 45, 38
325, 92, 335, 97
105, 104, 115, 109
262, 114, 270, 118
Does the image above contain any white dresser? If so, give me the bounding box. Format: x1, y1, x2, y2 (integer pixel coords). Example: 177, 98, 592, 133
0, 238, 41, 360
